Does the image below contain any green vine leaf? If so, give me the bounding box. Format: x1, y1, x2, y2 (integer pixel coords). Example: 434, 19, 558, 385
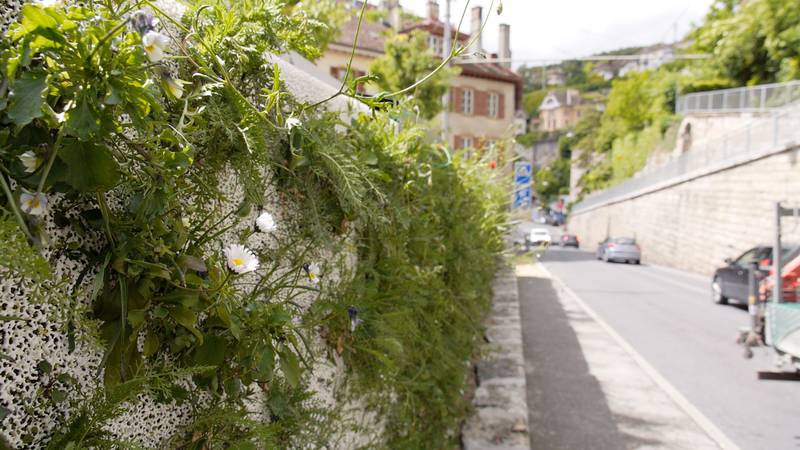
7, 71, 48, 126
65, 94, 101, 139
168, 305, 204, 346
57, 140, 119, 192
278, 349, 301, 388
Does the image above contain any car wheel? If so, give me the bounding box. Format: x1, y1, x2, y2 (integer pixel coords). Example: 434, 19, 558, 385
634, 259, 641, 265
712, 277, 728, 305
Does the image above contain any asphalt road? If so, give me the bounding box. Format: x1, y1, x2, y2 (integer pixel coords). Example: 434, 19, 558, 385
533, 242, 800, 450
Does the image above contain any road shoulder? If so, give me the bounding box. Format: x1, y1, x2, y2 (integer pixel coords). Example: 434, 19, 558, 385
517, 262, 731, 450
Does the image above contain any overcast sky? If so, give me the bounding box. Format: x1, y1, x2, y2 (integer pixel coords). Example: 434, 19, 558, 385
399, 0, 715, 67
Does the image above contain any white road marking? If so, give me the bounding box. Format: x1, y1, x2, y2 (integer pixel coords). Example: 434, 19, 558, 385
537, 263, 742, 450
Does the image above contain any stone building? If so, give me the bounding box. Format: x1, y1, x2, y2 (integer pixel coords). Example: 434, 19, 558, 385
538, 89, 583, 131
317, 1, 524, 150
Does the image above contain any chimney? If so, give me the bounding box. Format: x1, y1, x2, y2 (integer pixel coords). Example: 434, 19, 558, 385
469, 6, 483, 54
498, 23, 511, 68
381, 0, 401, 30
427, 0, 439, 22
390, 3, 401, 31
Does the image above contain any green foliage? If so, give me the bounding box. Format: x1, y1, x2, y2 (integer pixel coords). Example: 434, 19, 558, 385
285, 0, 348, 58
0, 1, 507, 448
534, 158, 570, 202
370, 30, 458, 119
522, 89, 548, 117
692, 0, 800, 84
574, 69, 678, 194
310, 111, 508, 449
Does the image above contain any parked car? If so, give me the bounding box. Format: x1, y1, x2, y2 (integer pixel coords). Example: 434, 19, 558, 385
528, 228, 552, 246
596, 237, 641, 264
711, 245, 799, 304
560, 234, 579, 248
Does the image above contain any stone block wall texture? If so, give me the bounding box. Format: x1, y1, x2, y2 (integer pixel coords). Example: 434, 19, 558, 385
569, 146, 800, 275
462, 266, 530, 450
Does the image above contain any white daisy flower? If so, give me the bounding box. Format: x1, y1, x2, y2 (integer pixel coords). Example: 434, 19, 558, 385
224, 244, 259, 274
162, 77, 186, 99
142, 31, 170, 63
285, 117, 301, 131
303, 262, 321, 284
256, 211, 277, 233
18, 151, 42, 173
20, 191, 47, 216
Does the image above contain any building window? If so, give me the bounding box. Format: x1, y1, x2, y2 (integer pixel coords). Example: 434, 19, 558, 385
427, 35, 443, 56
462, 136, 474, 149
462, 89, 474, 115
488, 93, 499, 118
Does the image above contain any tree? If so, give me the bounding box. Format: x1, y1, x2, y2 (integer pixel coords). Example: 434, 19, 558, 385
370, 31, 458, 120
692, 0, 800, 84
534, 158, 571, 202
522, 89, 548, 117
285, 0, 347, 58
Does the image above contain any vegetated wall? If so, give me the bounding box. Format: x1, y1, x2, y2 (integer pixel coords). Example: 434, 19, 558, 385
0, 2, 506, 449
569, 146, 800, 275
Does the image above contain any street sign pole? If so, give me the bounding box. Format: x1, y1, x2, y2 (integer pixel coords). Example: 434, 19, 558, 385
775, 202, 783, 304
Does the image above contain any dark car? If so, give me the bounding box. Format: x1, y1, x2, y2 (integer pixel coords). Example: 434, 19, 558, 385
560, 234, 579, 248
712, 245, 800, 304
596, 237, 641, 264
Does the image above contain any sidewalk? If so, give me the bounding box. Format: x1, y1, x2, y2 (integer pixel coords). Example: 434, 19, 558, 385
516, 263, 726, 450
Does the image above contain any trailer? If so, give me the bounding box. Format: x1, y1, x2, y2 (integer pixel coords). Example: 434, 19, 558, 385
739, 203, 800, 379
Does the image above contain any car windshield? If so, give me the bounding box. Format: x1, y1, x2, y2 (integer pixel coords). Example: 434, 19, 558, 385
613, 238, 635, 245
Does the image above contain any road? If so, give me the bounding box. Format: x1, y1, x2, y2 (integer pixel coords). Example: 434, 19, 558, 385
518, 224, 800, 450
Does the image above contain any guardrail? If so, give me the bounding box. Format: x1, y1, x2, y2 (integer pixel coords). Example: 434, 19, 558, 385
572, 105, 800, 214
676, 80, 800, 114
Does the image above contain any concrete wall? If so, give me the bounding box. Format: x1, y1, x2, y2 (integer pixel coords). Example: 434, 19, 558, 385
568, 146, 800, 275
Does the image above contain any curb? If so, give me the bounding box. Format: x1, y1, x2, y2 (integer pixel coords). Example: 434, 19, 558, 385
461, 266, 531, 450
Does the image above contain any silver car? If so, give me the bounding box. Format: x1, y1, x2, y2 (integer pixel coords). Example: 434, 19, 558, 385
597, 237, 641, 264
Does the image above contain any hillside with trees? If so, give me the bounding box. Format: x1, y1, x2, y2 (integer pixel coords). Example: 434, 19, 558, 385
517, 0, 800, 205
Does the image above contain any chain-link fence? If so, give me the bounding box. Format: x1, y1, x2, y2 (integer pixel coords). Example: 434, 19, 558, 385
572, 105, 800, 214
677, 80, 800, 114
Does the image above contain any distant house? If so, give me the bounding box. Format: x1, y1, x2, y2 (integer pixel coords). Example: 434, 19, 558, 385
546, 67, 566, 86
618, 43, 676, 76
590, 63, 615, 81
318, 1, 524, 151
538, 89, 583, 131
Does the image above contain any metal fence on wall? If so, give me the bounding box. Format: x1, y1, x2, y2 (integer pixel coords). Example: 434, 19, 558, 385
676, 80, 800, 114
572, 105, 800, 214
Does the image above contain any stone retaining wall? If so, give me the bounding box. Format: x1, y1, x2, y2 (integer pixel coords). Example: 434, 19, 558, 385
569, 146, 800, 275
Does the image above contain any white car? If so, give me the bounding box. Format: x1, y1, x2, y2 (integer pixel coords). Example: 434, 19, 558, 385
528, 228, 552, 246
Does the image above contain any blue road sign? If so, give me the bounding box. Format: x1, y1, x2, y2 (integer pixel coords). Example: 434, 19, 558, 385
514, 161, 533, 208
514, 161, 532, 185
514, 187, 532, 208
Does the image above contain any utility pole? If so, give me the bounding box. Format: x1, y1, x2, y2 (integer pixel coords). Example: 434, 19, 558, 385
442, 0, 451, 145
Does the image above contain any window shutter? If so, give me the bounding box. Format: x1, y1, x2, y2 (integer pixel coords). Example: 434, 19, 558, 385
475, 90, 488, 116
451, 87, 460, 113
453, 135, 462, 149
498, 93, 506, 119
